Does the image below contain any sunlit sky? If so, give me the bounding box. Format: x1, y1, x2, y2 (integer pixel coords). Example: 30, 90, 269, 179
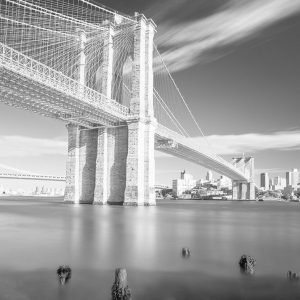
1, 0, 300, 189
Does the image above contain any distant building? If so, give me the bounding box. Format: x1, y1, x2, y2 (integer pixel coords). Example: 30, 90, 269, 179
286, 169, 299, 188
283, 185, 295, 199
34, 186, 41, 195
206, 170, 213, 182
271, 176, 286, 190
291, 169, 299, 188
217, 176, 232, 189
260, 173, 269, 190
41, 186, 47, 194
281, 177, 287, 188
286, 171, 292, 187
172, 171, 196, 197
196, 179, 205, 187
273, 176, 280, 185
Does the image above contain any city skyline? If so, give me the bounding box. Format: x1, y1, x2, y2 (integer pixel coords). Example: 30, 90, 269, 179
260, 168, 300, 190
1, 0, 300, 187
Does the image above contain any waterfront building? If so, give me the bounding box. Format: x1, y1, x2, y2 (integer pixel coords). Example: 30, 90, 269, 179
271, 176, 286, 190
217, 176, 232, 189
172, 171, 196, 197
41, 186, 47, 194
286, 171, 292, 187
196, 179, 205, 187
286, 169, 299, 188
283, 185, 295, 199
291, 169, 299, 188
274, 176, 281, 186
260, 173, 269, 190
281, 177, 287, 188
34, 186, 41, 195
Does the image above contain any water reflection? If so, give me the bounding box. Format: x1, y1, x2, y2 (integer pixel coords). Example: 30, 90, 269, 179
0, 198, 300, 299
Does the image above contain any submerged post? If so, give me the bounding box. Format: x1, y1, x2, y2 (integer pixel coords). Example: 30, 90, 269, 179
111, 268, 132, 300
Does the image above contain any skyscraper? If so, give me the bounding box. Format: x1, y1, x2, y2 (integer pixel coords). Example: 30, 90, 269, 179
286, 171, 292, 187
291, 169, 299, 188
206, 170, 213, 182
272, 176, 286, 190
260, 173, 269, 190
286, 169, 299, 188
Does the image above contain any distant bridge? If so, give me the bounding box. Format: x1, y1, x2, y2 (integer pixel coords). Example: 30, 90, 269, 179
0, 173, 66, 182
0, 173, 169, 190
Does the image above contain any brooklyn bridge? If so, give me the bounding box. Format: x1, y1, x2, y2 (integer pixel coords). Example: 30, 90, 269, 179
0, 0, 255, 205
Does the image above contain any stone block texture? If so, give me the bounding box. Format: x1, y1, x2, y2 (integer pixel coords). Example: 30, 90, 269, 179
231, 156, 255, 200
66, 16, 157, 206
64, 124, 97, 204
94, 127, 128, 205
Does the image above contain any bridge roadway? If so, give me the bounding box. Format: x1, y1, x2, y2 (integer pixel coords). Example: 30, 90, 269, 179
155, 124, 247, 181
0, 43, 129, 128
0, 173, 171, 190
0, 173, 66, 181
0, 43, 247, 182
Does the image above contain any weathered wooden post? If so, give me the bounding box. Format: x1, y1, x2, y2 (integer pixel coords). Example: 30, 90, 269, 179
111, 268, 132, 300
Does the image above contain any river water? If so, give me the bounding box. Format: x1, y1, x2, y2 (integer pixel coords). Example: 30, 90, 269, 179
0, 197, 299, 299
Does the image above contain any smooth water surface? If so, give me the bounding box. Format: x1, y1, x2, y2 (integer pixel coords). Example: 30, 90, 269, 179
0, 197, 299, 299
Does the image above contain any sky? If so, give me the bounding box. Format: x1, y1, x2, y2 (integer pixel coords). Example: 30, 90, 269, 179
1, 0, 300, 188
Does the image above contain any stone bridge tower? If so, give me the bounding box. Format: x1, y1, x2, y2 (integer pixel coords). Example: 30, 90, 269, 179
231, 156, 255, 200
64, 14, 157, 205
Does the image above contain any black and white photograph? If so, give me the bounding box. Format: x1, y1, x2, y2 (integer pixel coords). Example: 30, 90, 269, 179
0, 0, 299, 299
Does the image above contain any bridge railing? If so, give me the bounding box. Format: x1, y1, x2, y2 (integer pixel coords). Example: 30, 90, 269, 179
0, 173, 66, 181
0, 43, 130, 119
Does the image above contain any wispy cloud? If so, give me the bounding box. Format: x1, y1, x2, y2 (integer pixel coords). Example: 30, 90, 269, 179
1, 130, 299, 162
186, 130, 300, 155
0, 135, 66, 158
145, 0, 188, 23
156, 0, 300, 72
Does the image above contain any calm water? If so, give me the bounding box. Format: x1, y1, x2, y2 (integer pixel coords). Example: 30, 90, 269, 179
0, 197, 299, 299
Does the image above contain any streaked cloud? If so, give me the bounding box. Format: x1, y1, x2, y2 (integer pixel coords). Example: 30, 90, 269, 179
186, 130, 300, 155
145, 0, 188, 22
0, 135, 66, 158
156, 0, 300, 72
1, 129, 299, 163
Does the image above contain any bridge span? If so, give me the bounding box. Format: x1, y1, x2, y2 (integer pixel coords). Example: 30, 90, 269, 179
0, 173, 66, 182
0, 0, 255, 205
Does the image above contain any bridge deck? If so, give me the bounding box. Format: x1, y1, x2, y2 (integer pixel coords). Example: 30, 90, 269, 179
0, 43, 129, 128
0, 174, 65, 181
155, 125, 248, 181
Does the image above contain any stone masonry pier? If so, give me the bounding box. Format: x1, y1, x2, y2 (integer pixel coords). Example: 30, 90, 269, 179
232, 157, 255, 200
64, 14, 156, 206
